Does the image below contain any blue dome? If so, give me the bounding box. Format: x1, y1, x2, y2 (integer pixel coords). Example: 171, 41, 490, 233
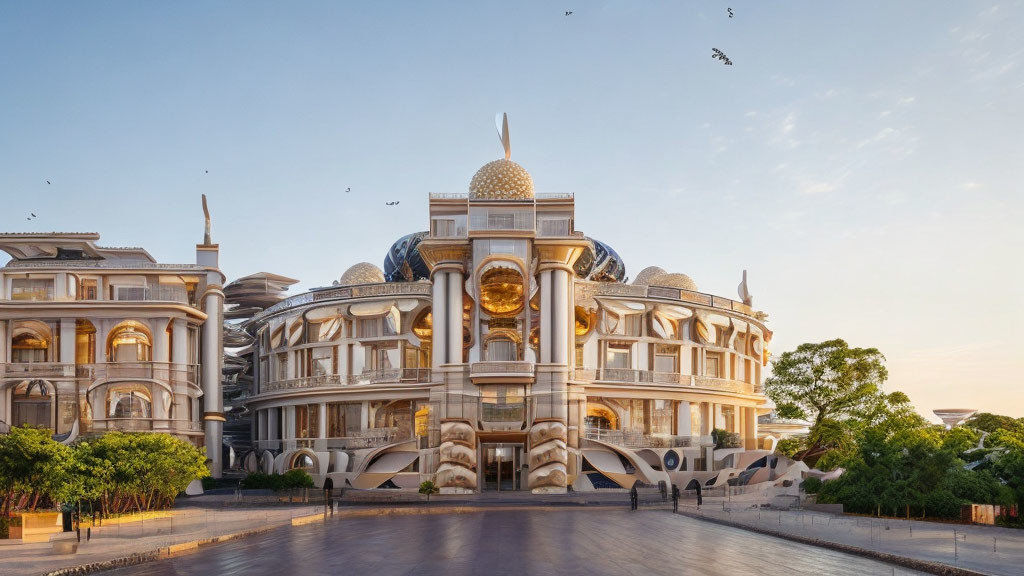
384, 231, 430, 282
573, 237, 626, 282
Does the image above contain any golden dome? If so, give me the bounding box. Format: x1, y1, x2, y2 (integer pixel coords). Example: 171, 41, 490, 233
632, 266, 667, 286
339, 262, 385, 285
469, 159, 534, 200
650, 272, 699, 292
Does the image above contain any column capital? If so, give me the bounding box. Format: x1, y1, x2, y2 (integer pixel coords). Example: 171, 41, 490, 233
418, 240, 471, 273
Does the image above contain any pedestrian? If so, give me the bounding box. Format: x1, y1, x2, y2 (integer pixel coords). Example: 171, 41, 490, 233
696, 484, 703, 508
672, 484, 679, 513
630, 484, 638, 511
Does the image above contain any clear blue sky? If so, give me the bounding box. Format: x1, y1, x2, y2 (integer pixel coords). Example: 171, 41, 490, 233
2, 1, 1022, 418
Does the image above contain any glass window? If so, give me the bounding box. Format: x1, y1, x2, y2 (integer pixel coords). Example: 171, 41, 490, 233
654, 344, 678, 373
78, 279, 98, 301
11, 278, 54, 301
108, 388, 151, 418
706, 353, 721, 378
487, 338, 518, 361
311, 347, 332, 376
624, 314, 642, 337
606, 344, 630, 369
327, 402, 362, 437
651, 400, 673, 436
481, 385, 525, 422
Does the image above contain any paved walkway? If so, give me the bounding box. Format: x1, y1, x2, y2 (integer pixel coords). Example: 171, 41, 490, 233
680, 501, 1024, 576
0, 505, 322, 576
104, 508, 927, 576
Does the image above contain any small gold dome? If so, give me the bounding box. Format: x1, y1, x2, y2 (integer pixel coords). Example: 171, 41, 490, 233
650, 272, 699, 292
632, 266, 667, 286
339, 262, 385, 285
469, 159, 534, 200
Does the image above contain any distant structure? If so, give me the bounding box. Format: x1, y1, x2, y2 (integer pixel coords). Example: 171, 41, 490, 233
934, 408, 977, 429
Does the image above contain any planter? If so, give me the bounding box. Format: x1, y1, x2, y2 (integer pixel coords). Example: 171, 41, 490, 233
8, 526, 22, 540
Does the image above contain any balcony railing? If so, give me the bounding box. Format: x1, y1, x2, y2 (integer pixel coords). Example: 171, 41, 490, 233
470, 361, 534, 377
256, 428, 405, 451
573, 369, 757, 394
111, 286, 191, 304
260, 368, 431, 394
584, 428, 710, 449
262, 374, 345, 393
579, 281, 758, 319
77, 362, 200, 386
90, 418, 204, 433
1, 363, 76, 379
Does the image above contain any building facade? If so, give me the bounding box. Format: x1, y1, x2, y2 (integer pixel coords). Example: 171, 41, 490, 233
245, 128, 779, 493
0, 223, 227, 475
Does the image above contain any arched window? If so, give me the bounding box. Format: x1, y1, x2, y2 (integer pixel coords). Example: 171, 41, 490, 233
107, 321, 152, 362
291, 452, 315, 471
11, 321, 51, 363
108, 386, 152, 418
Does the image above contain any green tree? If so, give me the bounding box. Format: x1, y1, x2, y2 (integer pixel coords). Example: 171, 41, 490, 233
0, 426, 74, 514
765, 339, 910, 465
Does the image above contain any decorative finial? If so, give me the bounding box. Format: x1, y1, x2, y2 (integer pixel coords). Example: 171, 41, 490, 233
738, 269, 753, 306
495, 112, 511, 160
201, 194, 212, 245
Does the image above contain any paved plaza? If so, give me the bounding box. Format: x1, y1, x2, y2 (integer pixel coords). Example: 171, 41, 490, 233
105, 509, 925, 576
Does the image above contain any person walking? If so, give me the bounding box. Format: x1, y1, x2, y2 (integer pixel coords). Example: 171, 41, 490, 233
696, 483, 703, 508
672, 484, 679, 513
630, 484, 638, 511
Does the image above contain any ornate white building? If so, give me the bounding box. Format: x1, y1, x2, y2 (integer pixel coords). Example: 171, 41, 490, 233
0, 207, 227, 476
245, 119, 782, 493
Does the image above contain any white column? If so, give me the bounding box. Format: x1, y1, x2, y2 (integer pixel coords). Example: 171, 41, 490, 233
283, 405, 295, 439
677, 401, 692, 437
59, 319, 76, 364
201, 288, 225, 477
732, 406, 741, 434
152, 319, 169, 363
267, 407, 280, 441
0, 320, 7, 363
360, 402, 369, 432
258, 409, 268, 441
552, 270, 568, 365
171, 320, 188, 365
447, 271, 463, 364
318, 403, 327, 439
432, 272, 447, 367
539, 271, 552, 363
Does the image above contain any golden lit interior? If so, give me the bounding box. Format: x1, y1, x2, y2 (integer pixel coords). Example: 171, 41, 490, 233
574, 306, 593, 336
413, 308, 433, 341
479, 267, 524, 317
586, 404, 618, 429
414, 405, 429, 437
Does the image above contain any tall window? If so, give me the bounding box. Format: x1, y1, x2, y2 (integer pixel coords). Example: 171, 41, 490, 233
295, 404, 319, 438
77, 279, 98, 300
624, 314, 642, 337
651, 400, 674, 436
487, 337, 518, 361
706, 353, 721, 378
654, 344, 678, 373
108, 388, 151, 418
431, 218, 456, 237
606, 343, 631, 369
12, 331, 49, 363
327, 402, 362, 437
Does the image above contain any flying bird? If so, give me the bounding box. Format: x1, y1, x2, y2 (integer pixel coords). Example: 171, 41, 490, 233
31, 213, 36, 217
712, 48, 733, 66
728, 8, 733, 18
385, 201, 400, 206
345, 187, 351, 193
565, 11, 572, 16
205, 170, 208, 174
46, 181, 51, 185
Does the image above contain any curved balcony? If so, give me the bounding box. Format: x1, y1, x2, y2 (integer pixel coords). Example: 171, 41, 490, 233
90, 418, 204, 434
259, 368, 432, 395
573, 369, 758, 394
0, 363, 76, 379
77, 362, 199, 387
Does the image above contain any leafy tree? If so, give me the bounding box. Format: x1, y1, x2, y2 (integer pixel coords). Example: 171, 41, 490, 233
0, 426, 74, 514
765, 339, 923, 466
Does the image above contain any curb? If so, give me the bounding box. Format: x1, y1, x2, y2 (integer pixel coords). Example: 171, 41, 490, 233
676, 509, 989, 576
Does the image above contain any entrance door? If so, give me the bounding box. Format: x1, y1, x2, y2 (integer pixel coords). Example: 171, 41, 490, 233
482, 443, 521, 491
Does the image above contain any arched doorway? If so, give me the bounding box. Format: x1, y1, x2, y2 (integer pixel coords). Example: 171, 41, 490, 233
11, 379, 54, 428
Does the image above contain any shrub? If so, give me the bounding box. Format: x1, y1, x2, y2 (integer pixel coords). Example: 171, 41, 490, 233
419, 480, 439, 500
281, 469, 314, 489
802, 477, 823, 494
